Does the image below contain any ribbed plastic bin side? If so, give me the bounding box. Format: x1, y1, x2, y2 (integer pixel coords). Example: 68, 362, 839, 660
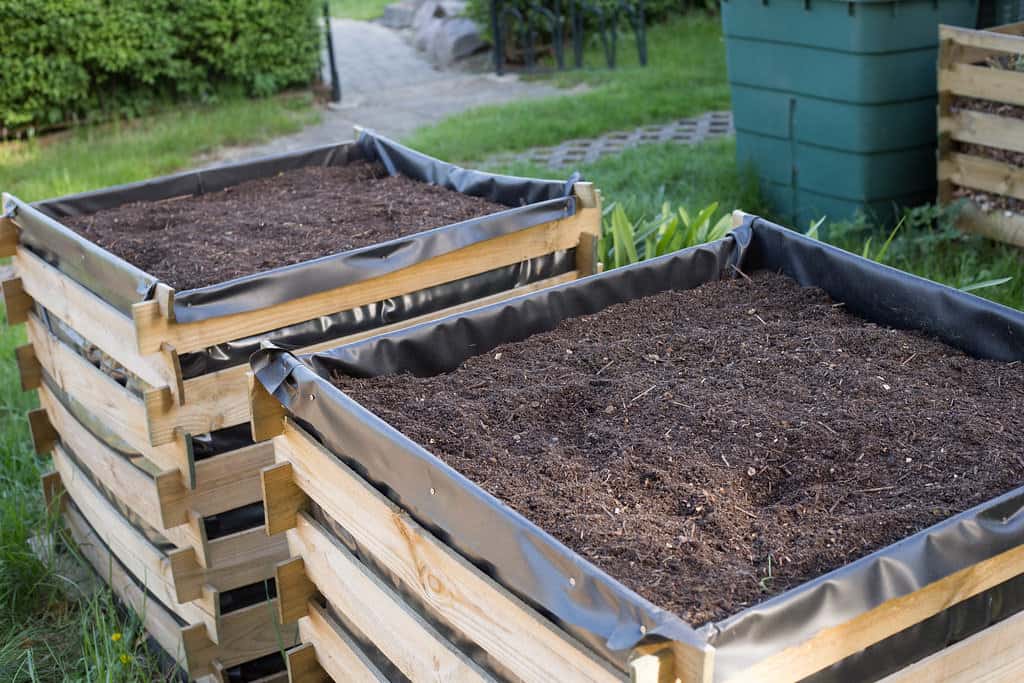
722, 0, 979, 225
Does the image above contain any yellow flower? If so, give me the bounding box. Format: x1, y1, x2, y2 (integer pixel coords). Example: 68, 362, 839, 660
120, 654, 129, 664
111, 632, 122, 642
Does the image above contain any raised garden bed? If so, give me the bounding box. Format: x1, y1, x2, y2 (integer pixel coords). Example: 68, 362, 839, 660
252, 214, 1024, 683
938, 22, 1024, 247
6, 129, 599, 681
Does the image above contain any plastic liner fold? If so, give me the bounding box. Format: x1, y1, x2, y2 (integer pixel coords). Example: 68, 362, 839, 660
12, 129, 576, 325
253, 216, 1024, 680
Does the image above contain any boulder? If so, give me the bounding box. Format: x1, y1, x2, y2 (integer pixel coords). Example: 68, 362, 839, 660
432, 17, 486, 66
381, 1, 420, 29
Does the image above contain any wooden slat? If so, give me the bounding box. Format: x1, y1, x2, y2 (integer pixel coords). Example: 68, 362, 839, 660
0, 216, 18, 257
184, 442, 274, 518
286, 511, 494, 682
211, 598, 299, 671
262, 462, 306, 536
285, 643, 330, 683
991, 21, 1024, 35
38, 382, 188, 531
250, 372, 287, 444
957, 201, 1024, 248
723, 544, 1024, 682
272, 421, 633, 683
25, 312, 191, 479
940, 152, 1024, 203
52, 444, 210, 626
15, 343, 41, 390
275, 557, 316, 625
942, 24, 1024, 57
133, 208, 599, 355
940, 109, 1024, 156
939, 63, 1024, 108
61, 495, 209, 677
880, 609, 1024, 682
28, 408, 58, 455
2, 277, 31, 324
12, 245, 178, 392
146, 270, 580, 444
297, 603, 389, 683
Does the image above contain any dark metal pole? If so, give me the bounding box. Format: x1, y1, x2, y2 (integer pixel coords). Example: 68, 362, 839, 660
490, 0, 504, 76
323, 1, 342, 104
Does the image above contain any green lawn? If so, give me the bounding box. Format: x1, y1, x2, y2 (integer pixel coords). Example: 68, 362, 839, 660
403, 14, 730, 162
0, 91, 318, 681
329, 0, 392, 21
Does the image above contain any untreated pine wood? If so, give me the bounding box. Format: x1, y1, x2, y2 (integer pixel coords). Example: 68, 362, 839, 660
939, 63, 1024, 109
0, 216, 18, 257
722, 543, 1024, 682
957, 202, 1024, 248
27, 408, 58, 455
12, 245, 180, 393
285, 642, 331, 683
169, 526, 289, 603
145, 271, 579, 444
261, 462, 307, 535
296, 603, 389, 683
15, 343, 41, 390
133, 208, 599, 355
2, 276, 31, 324
879, 608, 1024, 682
940, 152, 1024, 203
941, 24, 1024, 60
939, 109, 1024, 157
268, 420, 678, 683
275, 557, 316, 625
284, 511, 495, 682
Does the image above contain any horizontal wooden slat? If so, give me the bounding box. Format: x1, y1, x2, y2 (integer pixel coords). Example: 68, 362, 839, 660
723, 543, 1024, 682
171, 525, 289, 602
186, 442, 275, 517
940, 24, 1024, 64
272, 421, 628, 683
957, 200, 1024, 248
879, 608, 1024, 682
208, 598, 299, 673
296, 603, 388, 683
133, 208, 598, 355
12, 245, 178, 391
939, 63, 1024, 108
25, 312, 191, 480
940, 109, 1024, 156
940, 152, 1024, 203
287, 511, 493, 682
52, 444, 209, 627
146, 270, 580, 444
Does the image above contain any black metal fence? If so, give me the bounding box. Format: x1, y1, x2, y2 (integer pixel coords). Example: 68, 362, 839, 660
489, 1, 647, 75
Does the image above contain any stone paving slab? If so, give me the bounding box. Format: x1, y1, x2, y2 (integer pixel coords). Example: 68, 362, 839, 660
481, 111, 735, 170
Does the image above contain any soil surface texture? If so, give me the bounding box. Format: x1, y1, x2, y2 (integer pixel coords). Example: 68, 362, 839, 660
334, 272, 1024, 625
64, 162, 506, 289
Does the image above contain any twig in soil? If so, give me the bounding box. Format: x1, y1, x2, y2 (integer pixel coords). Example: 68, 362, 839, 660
596, 360, 615, 375
630, 385, 657, 403
901, 353, 917, 366
817, 421, 838, 436
754, 314, 768, 326
734, 505, 758, 520
730, 264, 753, 282
857, 485, 895, 494
721, 455, 731, 468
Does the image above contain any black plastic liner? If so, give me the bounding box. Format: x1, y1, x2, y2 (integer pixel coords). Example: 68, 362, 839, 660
252, 215, 1024, 680
7, 129, 576, 321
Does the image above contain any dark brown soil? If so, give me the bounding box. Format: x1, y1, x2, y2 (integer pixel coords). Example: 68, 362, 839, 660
63, 162, 506, 289
333, 272, 1024, 625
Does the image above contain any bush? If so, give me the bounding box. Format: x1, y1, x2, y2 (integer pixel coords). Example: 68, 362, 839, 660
0, 0, 320, 132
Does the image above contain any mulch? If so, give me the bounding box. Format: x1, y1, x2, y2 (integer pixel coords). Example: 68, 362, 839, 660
333, 272, 1024, 625
62, 161, 506, 290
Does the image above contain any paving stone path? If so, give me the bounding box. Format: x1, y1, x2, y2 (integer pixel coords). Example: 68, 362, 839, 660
480, 111, 734, 170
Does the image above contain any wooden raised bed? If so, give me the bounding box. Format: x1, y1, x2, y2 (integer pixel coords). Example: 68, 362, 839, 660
249, 213, 1024, 683
938, 22, 1024, 247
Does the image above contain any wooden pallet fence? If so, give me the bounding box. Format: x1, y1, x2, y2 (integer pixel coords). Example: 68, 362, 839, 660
938, 23, 1024, 247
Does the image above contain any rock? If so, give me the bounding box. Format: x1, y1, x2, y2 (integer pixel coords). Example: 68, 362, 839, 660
412, 0, 442, 31
433, 17, 485, 65
381, 1, 420, 29
414, 12, 445, 52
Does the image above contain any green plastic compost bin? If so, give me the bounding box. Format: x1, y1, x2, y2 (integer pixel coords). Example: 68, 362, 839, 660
722, 0, 979, 225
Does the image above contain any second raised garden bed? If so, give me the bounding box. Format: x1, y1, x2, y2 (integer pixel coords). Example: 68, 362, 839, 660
939, 22, 1024, 247
252, 214, 1024, 683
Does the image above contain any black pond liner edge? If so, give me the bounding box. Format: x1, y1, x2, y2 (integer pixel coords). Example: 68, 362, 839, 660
251, 215, 1024, 681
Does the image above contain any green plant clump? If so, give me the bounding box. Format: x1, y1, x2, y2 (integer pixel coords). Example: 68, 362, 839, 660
0, 0, 321, 132
601, 200, 733, 267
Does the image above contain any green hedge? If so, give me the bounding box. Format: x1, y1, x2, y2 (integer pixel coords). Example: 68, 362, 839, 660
0, 0, 320, 131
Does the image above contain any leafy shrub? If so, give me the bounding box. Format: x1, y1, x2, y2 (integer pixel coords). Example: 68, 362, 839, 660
0, 0, 320, 131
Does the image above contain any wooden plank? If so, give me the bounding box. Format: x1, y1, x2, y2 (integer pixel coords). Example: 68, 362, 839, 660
287, 512, 494, 682
61, 498, 207, 677
940, 24, 1024, 64
168, 530, 287, 604
991, 21, 1024, 35
941, 152, 1024, 203
41, 469, 63, 512
940, 109, 1024, 156
879, 608, 1024, 682
15, 343, 41, 390
145, 271, 579, 444
184, 442, 274, 518
297, 603, 389, 683
630, 646, 675, 683
0, 216, 18, 257
13, 246, 178, 392
939, 63, 1024, 108
52, 445, 209, 627
133, 208, 599, 355
723, 543, 1024, 682
261, 462, 307, 536
2, 277, 31, 324
957, 201, 1024, 248
213, 598, 298, 670
250, 372, 287, 443
285, 643, 330, 683
28, 408, 58, 455
275, 557, 316, 625
273, 422, 630, 683
25, 312, 191, 480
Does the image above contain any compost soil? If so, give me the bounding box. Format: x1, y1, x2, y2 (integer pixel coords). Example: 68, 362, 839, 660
63, 162, 506, 289
333, 272, 1024, 625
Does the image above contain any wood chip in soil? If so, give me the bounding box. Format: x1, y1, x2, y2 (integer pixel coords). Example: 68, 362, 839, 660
62, 161, 507, 290
333, 272, 1024, 625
